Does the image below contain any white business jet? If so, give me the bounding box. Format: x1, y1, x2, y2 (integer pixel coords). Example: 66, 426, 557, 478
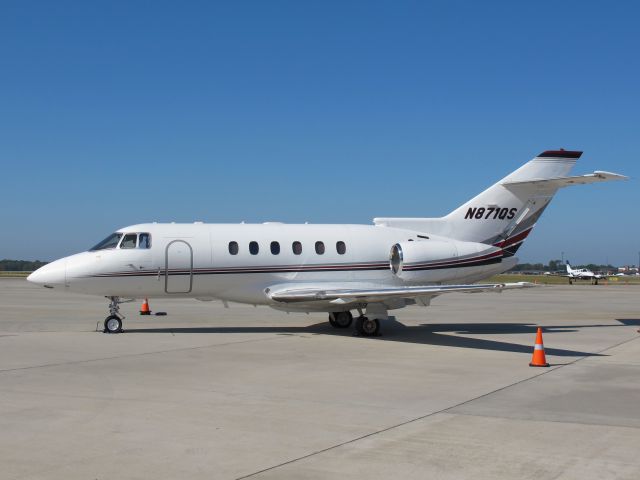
565, 262, 604, 284
28, 150, 625, 335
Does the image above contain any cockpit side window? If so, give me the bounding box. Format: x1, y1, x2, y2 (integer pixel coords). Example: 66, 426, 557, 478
138, 233, 151, 249
120, 233, 138, 249
90, 233, 123, 251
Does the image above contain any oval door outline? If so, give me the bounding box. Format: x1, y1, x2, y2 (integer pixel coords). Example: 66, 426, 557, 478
164, 239, 194, 294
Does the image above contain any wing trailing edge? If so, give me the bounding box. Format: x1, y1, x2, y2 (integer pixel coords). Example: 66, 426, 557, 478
268, 282, 536, 305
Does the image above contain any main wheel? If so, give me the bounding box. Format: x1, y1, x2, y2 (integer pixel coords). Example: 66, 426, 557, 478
355, 316, 380, 336
333, 311, 353, 328
104, 315, 123, 334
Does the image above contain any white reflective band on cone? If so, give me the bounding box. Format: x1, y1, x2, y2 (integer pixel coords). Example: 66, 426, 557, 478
534, 344, 545, 350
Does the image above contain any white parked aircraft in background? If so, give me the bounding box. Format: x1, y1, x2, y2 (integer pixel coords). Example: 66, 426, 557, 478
28, 150, 626, 335
565, 262, 604, 284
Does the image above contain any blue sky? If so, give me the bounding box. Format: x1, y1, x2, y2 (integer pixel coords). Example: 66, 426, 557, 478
1, 1, 638, 265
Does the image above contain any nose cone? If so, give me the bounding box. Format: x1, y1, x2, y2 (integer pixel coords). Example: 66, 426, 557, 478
27, 259, 67, 288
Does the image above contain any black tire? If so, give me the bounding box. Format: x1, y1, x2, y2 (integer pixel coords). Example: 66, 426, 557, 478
104, 315, 123, 334
333, 311, 353, 328
355, 316, 380, 336
328, 313, 338, 328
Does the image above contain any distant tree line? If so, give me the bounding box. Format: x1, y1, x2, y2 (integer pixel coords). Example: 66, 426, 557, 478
0, 259, 48, 271
510, 260, 616, 273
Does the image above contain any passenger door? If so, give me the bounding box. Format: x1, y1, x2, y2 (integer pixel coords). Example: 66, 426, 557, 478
165, 240, 193, 293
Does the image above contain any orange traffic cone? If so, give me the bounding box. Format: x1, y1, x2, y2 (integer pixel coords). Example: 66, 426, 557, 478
529, 327, 550, 367
140, 298, 152, 315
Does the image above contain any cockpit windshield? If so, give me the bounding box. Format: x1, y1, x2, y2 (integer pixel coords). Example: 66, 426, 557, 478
90, 233, 123, 251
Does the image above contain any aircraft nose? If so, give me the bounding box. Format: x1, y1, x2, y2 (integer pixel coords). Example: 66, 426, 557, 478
27, 259, 67, 288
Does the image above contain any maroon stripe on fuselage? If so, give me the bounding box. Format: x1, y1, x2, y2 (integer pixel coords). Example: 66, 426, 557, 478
403, 249, 503, 270
90, 262, 390, 278
493, 227, 533, 248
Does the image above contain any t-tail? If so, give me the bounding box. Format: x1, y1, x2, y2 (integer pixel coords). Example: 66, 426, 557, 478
374, 149, 626, 255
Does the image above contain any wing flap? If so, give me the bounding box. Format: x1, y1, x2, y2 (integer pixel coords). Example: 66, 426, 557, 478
269, 282, 536, 304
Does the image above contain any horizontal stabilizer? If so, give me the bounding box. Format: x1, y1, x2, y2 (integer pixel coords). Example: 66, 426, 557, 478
269, 282, 536, 304
374, 150, 626, 245
502, 171, 627, 189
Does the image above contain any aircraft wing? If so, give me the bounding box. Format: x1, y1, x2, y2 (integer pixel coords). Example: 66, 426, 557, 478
268, 282, 535, 305
502, 171, 627, 189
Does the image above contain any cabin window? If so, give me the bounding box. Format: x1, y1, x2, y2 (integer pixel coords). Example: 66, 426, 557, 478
228, 241, 239, 255
270, 241, 280, 255
336, 241, 346, 255
139, 233, 151, 249
120, 233, 138, 249
89, 233, 122, 251
292, 241, 302, 255
249, 241, 259, 255
315, 241, 325, 255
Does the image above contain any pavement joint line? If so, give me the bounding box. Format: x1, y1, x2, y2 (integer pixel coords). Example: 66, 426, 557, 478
0, 335, 283, 374
436, 332, 640, 413
235, 332, 640, 480
442, 410, 640, 430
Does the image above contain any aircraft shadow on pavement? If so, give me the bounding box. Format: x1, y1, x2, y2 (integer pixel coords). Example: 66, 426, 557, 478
615, 318, 640, 326
120, 316, 637, 357
366, 319, 605, 357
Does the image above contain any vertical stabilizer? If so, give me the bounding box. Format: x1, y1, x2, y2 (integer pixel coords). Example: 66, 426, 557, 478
442, 150, 581, 254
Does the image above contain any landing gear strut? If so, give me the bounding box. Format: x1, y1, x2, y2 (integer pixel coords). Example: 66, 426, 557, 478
328, 311, 353, 329
104, 296, 124, 334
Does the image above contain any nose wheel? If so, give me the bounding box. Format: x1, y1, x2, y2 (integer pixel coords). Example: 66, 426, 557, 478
103, 296, 124, 334
104, 315, 123, 333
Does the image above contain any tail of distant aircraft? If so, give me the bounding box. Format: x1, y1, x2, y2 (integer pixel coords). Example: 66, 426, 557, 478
374, 150, 626, 255
566, 262, 574, 275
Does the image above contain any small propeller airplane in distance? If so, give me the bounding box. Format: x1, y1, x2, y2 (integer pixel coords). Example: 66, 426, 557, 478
565, 262, 604, 284
28, 149, 626, 335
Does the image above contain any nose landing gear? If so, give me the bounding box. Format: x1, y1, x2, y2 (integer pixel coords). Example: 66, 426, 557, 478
104, 297, 124, 334
104, 315, 122, 333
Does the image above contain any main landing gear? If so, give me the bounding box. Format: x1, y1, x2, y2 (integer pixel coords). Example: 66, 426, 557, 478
355, 316, 380, 336
328, 310, 382, 337
328, 311, 353, 329
104, 296, 124, 334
